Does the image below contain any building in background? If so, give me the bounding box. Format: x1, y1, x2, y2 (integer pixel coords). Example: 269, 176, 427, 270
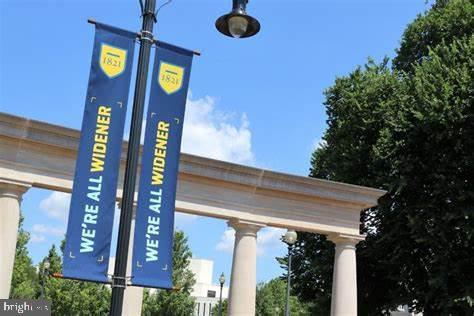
190, 258, 229, 316
391, 305, 423, 316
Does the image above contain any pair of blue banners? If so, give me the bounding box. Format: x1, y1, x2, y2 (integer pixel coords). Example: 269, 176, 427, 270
63, 23, 193, 289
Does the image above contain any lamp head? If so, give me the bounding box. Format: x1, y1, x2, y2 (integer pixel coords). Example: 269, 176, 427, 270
215, 0, 260, 38
283, 230, 298, 245
219, 272, 225, 285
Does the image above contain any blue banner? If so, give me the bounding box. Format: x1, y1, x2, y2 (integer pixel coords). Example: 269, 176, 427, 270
63, 23, 136, 283
131, 42, 194, 288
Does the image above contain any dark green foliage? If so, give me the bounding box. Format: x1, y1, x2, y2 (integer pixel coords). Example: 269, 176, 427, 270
310, 59, 399, 188
374, 38, 474, 314
291, 0, 474, 314
285, 234, 334, 315
9, 213, 38, 299
255, 278, 312, 316
211, 298, 228, 316
393, 0, 473, 72
142, 231, 195, 316
40, 242, 111, 315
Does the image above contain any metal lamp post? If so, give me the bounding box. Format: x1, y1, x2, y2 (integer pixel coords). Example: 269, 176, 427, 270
40, 259, 50, 299
216, 0, 260, 38
218, 272, 225, 316
109, 0, 157, 314
283, 230, 297, 316
108, 0, 260, 314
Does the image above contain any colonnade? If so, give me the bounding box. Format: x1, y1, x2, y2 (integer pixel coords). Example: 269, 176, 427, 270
0, 181, 362, 315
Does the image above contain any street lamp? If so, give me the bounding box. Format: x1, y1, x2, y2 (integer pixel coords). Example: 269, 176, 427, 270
40, 259, 50, 299
216, 0, 260, 38
283, 230, 297, 316
218, 272, 225, 316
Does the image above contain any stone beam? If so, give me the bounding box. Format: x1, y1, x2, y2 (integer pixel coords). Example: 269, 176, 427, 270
0, 112, 386, 236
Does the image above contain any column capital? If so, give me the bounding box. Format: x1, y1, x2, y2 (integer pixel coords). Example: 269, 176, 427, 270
0, 180, 31, 200
327, 233, 365, 248
228, 219, 266, 236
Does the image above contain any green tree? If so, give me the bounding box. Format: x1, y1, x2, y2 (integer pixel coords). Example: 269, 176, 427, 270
40, 242, 111, 315
211, 279, 312, 316
211, 298, 228, 316
255, 278, 312, 316
142, 231, 196, 316
290, 0, 474, 314
393, 0, 473, 72
9, 213, 38, 299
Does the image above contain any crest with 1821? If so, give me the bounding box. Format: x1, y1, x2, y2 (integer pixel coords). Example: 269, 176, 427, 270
158, 62, 185, 95
99, 44, 127, 78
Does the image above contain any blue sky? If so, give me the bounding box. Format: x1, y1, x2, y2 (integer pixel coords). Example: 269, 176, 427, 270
1, 0, 432, 285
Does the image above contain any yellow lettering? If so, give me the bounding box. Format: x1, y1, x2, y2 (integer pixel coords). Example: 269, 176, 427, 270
150, 121, 170, 186
152, 170, 164, 185
98, 106, 111, 116
156, 138, 167, 150
154, 147, 166, 158
96, 124, 109, 135
157, 121, 169, 132
90, 106, 112, 172
90, 156, 105, 172
94, 133, 108, 144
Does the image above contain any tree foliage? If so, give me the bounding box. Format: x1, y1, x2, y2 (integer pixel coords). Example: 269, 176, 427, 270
142, 231, 196, 316
255, 278, 312, 316
9, 213, 38, 299
212, 298, 228, 316
291, 0, 474, 314
9, 217, 195, 315
393, 0, 473, 72
213, 278, 311, 316
40, 242, 111, 315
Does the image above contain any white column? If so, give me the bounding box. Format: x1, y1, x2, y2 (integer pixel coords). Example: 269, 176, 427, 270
227, 219, 265, 316
0, 181, 30, 298
328, 234, 364, 316
122, 205, 144, 316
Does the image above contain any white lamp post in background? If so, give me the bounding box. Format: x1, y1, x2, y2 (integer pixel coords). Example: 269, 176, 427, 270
218, 272, 226, 316
40, 259, 50, 299
283, 230, 297, 316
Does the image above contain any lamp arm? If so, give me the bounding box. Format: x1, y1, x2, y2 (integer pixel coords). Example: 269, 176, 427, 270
232, 0, 248, 12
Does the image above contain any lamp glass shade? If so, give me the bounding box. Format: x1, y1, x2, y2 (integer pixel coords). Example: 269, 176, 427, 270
228, 16, 249, 38
219, 273, 225, 285
215, 12, 260, 38
284, 230, 298, 245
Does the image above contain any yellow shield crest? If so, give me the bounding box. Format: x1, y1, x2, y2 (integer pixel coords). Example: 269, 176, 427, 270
158, 62, 184, 94
100, 44, 127, 78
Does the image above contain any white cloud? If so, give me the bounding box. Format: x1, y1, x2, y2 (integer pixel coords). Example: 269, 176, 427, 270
215, 227, 286, 256
32, 224, 65, 237
30, 233, 46, 243
127, 94, 255, 165
257, 227, 286, 256
215, 228, 235, 253
39, 191, 71, 221
182, 95, 254, 164
29, 224, 65, 243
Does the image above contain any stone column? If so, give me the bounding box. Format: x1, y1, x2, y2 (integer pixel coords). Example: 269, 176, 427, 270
328, 234, 364, 316
227, 219, 265, 316
122, 205, 144, 316
0, 181, 30, 298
